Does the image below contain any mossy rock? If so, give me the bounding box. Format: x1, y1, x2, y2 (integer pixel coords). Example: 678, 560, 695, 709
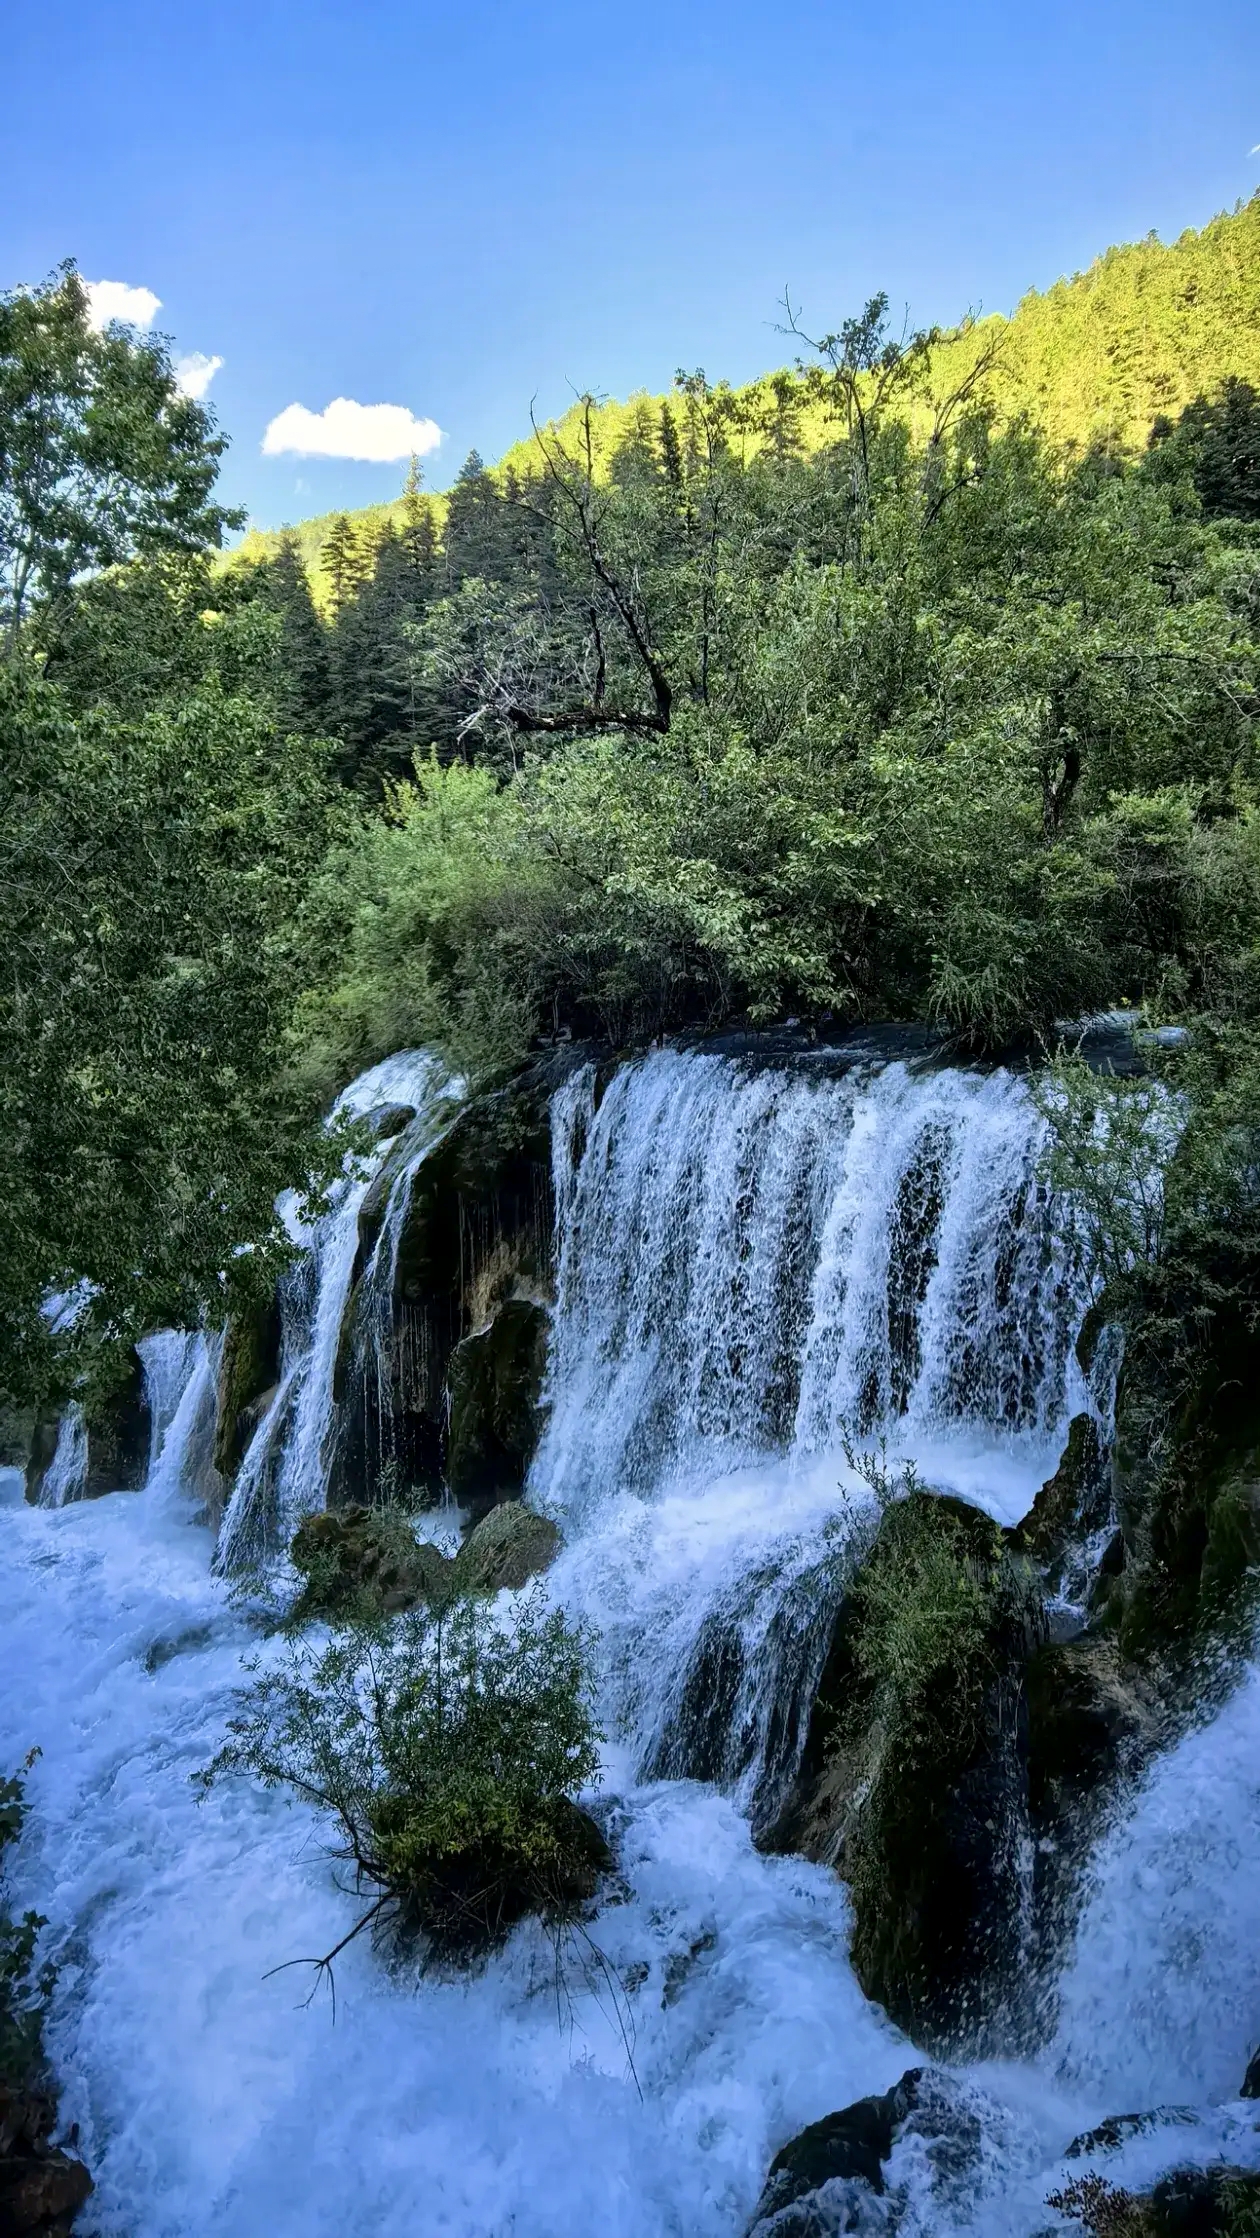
290, 1506, 454, 1620
447, 1300, 550, 1512
767, 1493, 1043, 2052
81, 1349, 151, 1496
452, 1500, 562, 1593
215, 1292, 282, 1479
1050, 2165, 1260, 2237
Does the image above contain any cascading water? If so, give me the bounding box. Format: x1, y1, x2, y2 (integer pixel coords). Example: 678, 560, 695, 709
215, 1050, 456, 1570
0, 1041, 1256, 2238
535, 1050, 1102, 1822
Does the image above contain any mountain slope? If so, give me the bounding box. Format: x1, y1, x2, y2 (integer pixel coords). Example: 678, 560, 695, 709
241, 192, 1260, 587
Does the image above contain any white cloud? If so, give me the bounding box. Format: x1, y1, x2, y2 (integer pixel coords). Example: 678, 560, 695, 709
85, 278, 161, 331
174, 351, 224, 400
261, 396, 442, 462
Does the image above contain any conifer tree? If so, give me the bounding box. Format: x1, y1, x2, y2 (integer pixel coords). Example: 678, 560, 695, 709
265, 535, 333, 734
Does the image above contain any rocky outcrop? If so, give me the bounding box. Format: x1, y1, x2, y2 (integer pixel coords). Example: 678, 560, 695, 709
1011, 1411, 1113, 1600
0, 2086, 92, 2235
452, 1500, 562, 1593
214, 1293, 282, 1481
767, 1493, 1044, 2053
331, 1048, 594, 1508
446, 1300, 550, 1516
745, 2068, 983, 2236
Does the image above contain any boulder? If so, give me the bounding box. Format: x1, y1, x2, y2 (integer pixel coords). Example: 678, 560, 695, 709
453, 1501, 562, 1594
290, 1506, 454, 1620
446, 1300, 550, 1515
0, 2087, 92, 2235
746, 2069, 982, 2236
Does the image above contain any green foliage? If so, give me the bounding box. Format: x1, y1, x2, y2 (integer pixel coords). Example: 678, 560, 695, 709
0, 1758, 55, 2094
0, 645, 342, 1411
201, 1588, 605, 1957
288, 1506, 452, 1624
301, 381, 1258, 1084
0, 263, 241, 652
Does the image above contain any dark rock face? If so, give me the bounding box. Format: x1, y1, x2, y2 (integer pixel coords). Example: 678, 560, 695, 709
452, 1500, 562, 1594
446, 1300, 550, 1516
746, 2069, 982, 2236
0, 2086, 92, 2234
290, 1506, 454, 1619
1012, 1412, 1112, 1587
214, 1294, 283, 1481
361, 1101, 416, 1142
332, 1048, 593, 1508
767, 1495, 1044, 2054
1240, 2048, 1260, 2098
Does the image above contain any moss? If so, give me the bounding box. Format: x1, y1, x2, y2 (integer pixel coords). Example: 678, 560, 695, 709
446, 1300, 550, 1511
290, 1506, 453, 1622
1049, 2167, 1260, 2237
214, 1293, 282, 1480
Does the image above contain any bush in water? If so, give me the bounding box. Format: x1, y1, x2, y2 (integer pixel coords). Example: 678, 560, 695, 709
288, 1506, 454, 1625
0, 1759, 55, 2094
201, 1587, 607, 1961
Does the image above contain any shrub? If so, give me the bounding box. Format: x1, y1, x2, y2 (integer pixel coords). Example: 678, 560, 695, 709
201, 1589, 606, 1961
0, 1758, 55, 2093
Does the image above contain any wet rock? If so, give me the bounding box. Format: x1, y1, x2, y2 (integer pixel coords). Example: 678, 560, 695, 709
446, 1300, 550, 1515
361, 1101, 416, 1142
746, 2069, 982, 2236
1240, 2047, 1260, 2098
1064, 2106, 1198, 2157
290, 1506, 454, 1620
1025, 1632, 1158, 1945
1012, 1413, 1112, 1577
334, 1048, 593, 1508
0, 2087, 92, 2235
214, 1292, 282, 1479
767, 1494, 1043, 2053
452, 1500, 562, 1593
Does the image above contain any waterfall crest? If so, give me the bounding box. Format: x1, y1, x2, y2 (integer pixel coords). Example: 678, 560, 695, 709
536, 1051, 1097, 1535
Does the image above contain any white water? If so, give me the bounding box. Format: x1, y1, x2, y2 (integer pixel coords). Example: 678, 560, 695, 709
2, 1046, 1258, 2236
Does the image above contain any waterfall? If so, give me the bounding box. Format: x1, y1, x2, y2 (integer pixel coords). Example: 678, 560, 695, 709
535, 1050, 1101, 1820
4, 1038, 1258, 2238
536, 1052, 1096, 1532
215, 1051, 456, 1569
138, 1329, 223, 1516
38, 1406, 88, 1508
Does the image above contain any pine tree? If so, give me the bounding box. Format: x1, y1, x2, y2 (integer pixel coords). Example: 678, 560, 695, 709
658, 403, 684, 491
322, 514, 370, 618
263, 536, 332, 734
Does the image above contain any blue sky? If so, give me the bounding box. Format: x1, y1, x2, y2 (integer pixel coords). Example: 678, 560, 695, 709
8, 0, 1258, 530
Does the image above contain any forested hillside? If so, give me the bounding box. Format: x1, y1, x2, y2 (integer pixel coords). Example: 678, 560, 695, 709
242, 191, 1260, 607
